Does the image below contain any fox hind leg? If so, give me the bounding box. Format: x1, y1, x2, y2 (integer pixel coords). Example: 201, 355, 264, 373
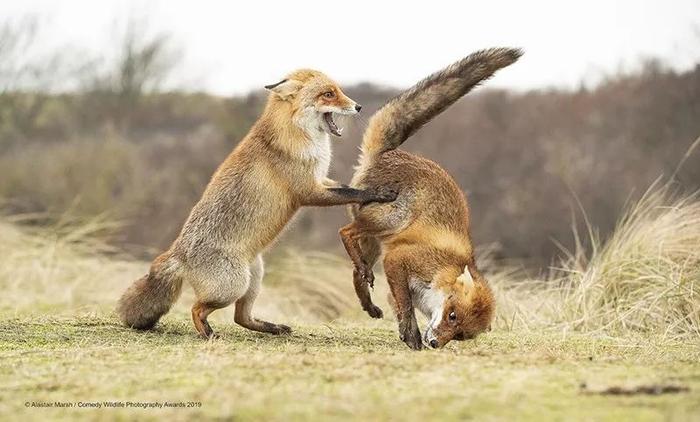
354, 237, 384, 319
192, 301, 220, 339
234, 255, 292, 335
340, 223, 377, 285
339, 224, 383, 319
188, 248, 251, 339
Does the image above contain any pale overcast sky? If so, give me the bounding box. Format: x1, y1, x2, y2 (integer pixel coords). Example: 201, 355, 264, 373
1, 0, 699, 94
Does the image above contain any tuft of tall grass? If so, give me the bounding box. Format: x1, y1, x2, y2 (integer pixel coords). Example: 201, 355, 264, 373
0, 214, 376, 323
551, 182, 700, 339
493, 181, 700, 340
0, 214, 143, 314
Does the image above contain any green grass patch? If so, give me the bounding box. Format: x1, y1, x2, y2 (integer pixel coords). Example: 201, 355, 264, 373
1, 315, 699, 421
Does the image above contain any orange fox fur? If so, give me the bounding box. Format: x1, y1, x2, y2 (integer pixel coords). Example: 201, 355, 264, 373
117, 69, 396, 338
340, 48, 522, 349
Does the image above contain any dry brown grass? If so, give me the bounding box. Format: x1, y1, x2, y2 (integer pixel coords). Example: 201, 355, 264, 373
549, 182, 700, 338
0, 214, 375, 325
2, 178, 699, 339
492, 181, 700, 340
0, 215, 141, 315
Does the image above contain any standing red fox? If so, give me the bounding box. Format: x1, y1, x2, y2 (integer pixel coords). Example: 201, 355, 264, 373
117, 69, 396, 338
340, 48, 522, 349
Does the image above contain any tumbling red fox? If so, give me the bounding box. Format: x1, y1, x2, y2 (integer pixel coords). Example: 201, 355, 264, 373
340, 48, 522, 349
118, 69, 396, 338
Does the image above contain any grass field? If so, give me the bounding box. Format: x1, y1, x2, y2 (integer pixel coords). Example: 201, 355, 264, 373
1, 182, 699, 420
2, 316, 699, 421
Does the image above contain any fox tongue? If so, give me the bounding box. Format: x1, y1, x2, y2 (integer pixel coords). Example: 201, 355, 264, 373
323, 112, 342, 137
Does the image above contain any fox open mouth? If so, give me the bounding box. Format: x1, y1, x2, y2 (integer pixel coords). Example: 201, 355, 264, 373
323, 112, 343, 137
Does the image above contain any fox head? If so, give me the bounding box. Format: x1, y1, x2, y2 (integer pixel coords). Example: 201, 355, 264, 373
265, 69, 361, 138
423, 267, 495, 349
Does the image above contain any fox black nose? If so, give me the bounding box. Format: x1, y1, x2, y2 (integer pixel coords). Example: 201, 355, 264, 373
355, 104, 362, 112
429, 339, 438, 348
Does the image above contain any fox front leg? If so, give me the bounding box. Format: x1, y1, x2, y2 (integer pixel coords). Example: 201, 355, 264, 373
302, 184, 397, 207
384, 254, 423, 350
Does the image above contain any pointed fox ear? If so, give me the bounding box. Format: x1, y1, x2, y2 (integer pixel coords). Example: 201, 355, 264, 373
264, 79, 302, 99
457, 266, 474, 288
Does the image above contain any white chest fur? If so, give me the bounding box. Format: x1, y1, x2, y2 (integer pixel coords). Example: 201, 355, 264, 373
409, 277, 445, 320
295, 107, 333, 182
300, 133, 332, 182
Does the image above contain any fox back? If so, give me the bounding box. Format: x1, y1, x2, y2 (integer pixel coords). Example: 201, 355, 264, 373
343, 48, 522, 349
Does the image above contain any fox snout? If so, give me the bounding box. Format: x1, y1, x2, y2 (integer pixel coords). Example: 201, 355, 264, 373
424, 326, 442, 349
341, 103, 361, 115
334, 98, 361, 115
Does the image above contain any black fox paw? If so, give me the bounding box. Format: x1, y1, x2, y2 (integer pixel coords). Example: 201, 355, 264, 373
270, 324, 292, 335
365, 187, 398, 204
365, 304, 383, 319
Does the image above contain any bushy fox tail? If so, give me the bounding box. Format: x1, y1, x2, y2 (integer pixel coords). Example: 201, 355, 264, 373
117, 251, 183, 330
361, 47, 523, 159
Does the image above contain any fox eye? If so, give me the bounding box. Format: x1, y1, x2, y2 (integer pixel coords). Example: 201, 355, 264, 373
322, 91, 335, 98
448, 311, 457, 321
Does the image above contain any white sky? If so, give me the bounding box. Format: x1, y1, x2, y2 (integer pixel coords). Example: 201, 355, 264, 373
1, 0, 699, 94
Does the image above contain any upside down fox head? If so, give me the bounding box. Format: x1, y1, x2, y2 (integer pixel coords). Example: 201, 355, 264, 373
422, 268, 495, 349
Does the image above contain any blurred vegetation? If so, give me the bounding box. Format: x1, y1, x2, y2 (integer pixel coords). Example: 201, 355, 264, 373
2, 179, 699, 338
1, 17, 699, 268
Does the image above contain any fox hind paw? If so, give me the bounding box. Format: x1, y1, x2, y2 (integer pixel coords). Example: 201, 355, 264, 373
365, 304, 383, 319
